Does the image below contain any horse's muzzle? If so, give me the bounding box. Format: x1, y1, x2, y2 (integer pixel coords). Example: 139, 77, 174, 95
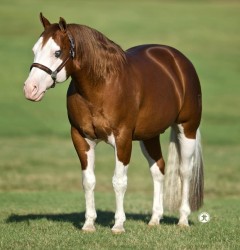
23, 82, 45, 102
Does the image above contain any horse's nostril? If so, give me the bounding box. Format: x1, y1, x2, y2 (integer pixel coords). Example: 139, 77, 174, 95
32, 84, 38, 96
33, 84, 38, 93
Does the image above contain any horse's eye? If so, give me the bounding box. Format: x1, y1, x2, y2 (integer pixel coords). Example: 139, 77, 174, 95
54, 50, 61, 58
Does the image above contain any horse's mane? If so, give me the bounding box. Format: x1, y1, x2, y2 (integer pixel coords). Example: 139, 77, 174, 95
68, 24, 127, 82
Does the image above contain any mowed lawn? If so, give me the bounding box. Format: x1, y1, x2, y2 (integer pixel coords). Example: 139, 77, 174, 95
0, 0, 239, 249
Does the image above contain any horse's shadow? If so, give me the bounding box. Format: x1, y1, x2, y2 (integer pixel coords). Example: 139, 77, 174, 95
6, 211, 184, 229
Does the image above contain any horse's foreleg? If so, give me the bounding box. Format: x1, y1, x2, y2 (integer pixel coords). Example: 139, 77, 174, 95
112, 160, 128, 233
140, 136, 165, 226
110, 133, 132, 233
71, 127, 97, 232
82, 140, 97, 232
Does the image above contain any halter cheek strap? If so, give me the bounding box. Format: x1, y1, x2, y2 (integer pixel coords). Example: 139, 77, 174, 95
30, 57, 71, 88
30, 31, 75, 88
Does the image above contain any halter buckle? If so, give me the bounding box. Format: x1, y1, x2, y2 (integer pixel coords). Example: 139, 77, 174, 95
51, 71, 57, 81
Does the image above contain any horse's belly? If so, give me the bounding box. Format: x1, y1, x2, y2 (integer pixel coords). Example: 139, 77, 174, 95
133, 97, 179, 140
133, 115, 175, 140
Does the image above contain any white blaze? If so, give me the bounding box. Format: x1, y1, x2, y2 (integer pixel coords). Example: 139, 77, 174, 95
24, 37, 67, 101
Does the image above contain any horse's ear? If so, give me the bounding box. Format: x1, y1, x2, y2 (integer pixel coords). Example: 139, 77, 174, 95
40, 12, 51, 29
59, 17, 67, 32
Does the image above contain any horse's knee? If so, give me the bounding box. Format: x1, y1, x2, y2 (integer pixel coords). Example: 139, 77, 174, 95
112, 175, 128, 193
82, 171, 96, 191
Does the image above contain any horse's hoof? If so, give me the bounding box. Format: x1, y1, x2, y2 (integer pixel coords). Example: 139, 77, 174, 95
177, 222, 190, 228
82, 224, 96, 232
111, 225, 125, 234
148, 220, 160, 227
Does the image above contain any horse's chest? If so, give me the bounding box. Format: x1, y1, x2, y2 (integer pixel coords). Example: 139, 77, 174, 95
67, 94, 111, 140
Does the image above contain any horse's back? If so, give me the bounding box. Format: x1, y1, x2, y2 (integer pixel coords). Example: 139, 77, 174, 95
126, 44, 201, 139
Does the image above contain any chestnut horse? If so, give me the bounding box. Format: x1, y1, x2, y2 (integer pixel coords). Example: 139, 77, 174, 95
24, 13, 203, 233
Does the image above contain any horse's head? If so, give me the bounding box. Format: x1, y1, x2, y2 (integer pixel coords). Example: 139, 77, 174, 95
24, 13, 75, 101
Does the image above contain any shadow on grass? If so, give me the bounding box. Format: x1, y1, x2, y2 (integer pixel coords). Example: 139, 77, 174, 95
6, 211, 189, 229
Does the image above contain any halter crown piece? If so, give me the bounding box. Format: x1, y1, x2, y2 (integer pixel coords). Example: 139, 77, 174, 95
30, 29, 75, 88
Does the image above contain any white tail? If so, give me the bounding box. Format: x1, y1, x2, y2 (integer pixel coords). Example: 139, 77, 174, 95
164, 127, 204, 212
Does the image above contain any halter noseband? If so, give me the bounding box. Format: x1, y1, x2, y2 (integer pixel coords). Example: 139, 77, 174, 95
30, 31, 75, 88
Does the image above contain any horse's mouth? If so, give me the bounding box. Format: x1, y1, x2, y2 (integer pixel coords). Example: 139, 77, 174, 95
25, 91, 45, 102
34, 92, 45, 101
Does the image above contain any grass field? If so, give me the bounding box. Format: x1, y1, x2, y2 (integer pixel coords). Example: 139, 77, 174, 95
0, 0, 240, 249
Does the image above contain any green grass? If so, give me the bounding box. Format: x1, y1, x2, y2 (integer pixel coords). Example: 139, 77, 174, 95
0, 0, 240, 249
0, 192, 239, 249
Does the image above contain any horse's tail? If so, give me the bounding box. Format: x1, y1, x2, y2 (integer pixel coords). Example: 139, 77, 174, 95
164, 127, 204, 212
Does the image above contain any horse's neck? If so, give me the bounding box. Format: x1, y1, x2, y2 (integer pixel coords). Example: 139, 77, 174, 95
71, 71, 107, 103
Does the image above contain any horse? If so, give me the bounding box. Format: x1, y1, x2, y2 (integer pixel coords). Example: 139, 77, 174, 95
24, 13, 203, 233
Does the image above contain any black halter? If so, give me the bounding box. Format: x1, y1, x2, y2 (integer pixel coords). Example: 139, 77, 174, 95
30, 31, 75, 88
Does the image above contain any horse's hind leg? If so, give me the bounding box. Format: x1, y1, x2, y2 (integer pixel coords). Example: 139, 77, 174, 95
177, 124, 196, 226
140, 136, 165, 226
